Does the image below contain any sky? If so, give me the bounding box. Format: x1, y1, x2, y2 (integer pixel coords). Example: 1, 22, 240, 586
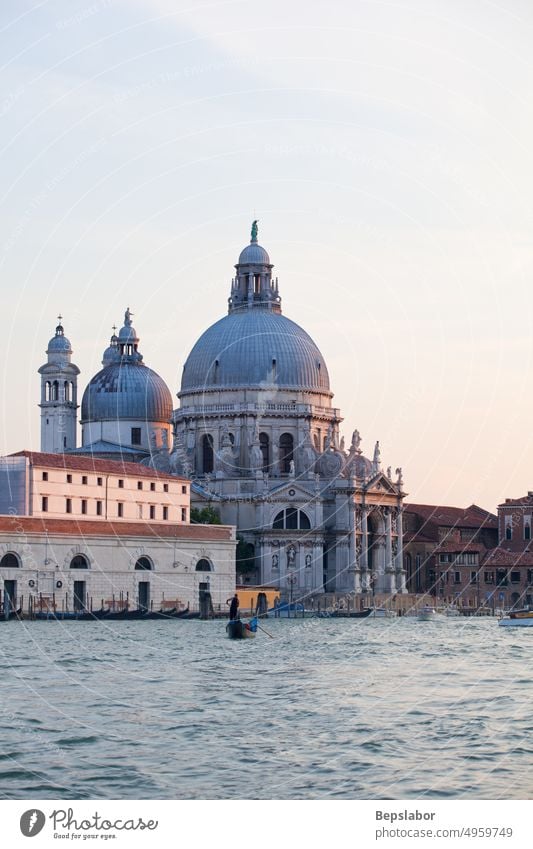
1, 0, 532, 513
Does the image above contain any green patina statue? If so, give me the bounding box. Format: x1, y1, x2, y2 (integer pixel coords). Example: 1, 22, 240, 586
251, 219, 259, 242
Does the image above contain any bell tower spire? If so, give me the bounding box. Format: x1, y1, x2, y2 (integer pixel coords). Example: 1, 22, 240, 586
228, 222, 281, 315
38, 317, 80, 453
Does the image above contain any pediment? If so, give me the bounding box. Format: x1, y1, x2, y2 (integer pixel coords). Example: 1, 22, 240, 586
365, 473, 400, 495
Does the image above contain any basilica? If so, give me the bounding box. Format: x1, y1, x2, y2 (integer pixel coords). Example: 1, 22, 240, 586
38, 223, 407, 601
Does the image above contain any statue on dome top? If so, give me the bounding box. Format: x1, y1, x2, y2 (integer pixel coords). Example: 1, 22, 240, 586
251, 219, 259, 242
124, 307, 133, 326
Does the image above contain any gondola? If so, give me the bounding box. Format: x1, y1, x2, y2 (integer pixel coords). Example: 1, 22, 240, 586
329, 608, 372, 619
226, 618, 257, 639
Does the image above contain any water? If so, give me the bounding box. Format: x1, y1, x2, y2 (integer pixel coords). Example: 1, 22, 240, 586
0, 617, 531, 799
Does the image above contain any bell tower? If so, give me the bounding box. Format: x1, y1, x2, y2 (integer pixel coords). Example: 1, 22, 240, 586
38, 317, 80, 453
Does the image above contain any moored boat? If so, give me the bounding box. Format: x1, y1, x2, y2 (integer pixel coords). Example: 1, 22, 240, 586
499, 607, 533, 627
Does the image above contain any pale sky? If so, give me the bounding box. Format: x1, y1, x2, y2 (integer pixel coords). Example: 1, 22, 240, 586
1, 0, 533, 513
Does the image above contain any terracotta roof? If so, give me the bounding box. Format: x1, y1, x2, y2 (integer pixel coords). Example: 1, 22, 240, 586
405, 503, 497, 529
498, 495, 533, 508
483, 547, 533, 567
9, 451, 188, 483
0, 515, 233, 541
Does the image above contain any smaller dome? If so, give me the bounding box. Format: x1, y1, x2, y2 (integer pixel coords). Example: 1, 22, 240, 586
47, 324, 72, 354
238, 242, 271, 265
118, 324, 138, 343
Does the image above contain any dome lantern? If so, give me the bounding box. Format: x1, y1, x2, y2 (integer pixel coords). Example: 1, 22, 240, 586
228, 221, 281, 315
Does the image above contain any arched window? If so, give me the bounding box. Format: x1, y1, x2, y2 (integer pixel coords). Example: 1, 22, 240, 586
0, 553, 20, 568
279, 433, 294, 473
202, 434, 214, 474
525, 523, 531, 541
259, 432, 270, 471
196, 558, 212, 571
506, 524, 512, 540
272, 509, 311, 530
64, 381, 70, 402
52, 380, 59, 401
70, 554, 89, 569
135, 557, 152, 570
45, 381, 52, 401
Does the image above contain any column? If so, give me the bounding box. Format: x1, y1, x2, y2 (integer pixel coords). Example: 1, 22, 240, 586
360, 506, 369, 592
395, 507, 407, 593
385, 508, 396, 593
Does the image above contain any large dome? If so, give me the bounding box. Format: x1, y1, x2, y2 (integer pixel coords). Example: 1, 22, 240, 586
82, 362, 173, 422
180, 310, 331, 395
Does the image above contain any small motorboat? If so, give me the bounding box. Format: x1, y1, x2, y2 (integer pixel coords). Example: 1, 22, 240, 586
499, 608, 533, 627
369, 608, 397, 618
417, 605, 438, 621
226, 618, 257, 639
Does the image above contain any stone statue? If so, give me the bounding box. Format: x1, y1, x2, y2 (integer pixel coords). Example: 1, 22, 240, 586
395, 467, 404, 487
289, 459, 295, 478
287, 545, 296, 566
251, 219, 259, 242
351, 429, 361, 452
339, 436, 345, 452
372, 441, 382, 474
305, 554, 312, 567
218, 423, 238, 476
272, 554, 279, 569
124, 307, 133, 326
387, 466, 392, 479
299, 423, 317, 476
249, 423, 264, 473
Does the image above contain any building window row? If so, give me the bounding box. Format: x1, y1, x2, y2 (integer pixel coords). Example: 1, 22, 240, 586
44, 472, 175, 492
439, 552, 477, 565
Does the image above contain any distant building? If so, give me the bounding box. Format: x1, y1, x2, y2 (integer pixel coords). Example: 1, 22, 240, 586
481, 492, 533, 609
403, 503, 498, 606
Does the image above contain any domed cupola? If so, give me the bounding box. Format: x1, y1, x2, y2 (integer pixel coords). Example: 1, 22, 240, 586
46, 319, 73, 362
80, 308, 173, 456
180, 224, 331, 399
102, 327, 120, 366
228, 220, 281, 315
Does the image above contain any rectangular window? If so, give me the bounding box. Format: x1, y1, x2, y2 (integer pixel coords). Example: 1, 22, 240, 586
181, 507, 187, 522
97, 477, 103, 486
484, 571, 494, 584
96, 500, 103, 516
454, 571, 461, 584
67, 474, 72, 484
182, 485, 187, 494
117, 502, 123, 518
42, 496, 48, 512
66, 498, 72, 514
163, 506, 168, 520
137, 481, 143, 490
137, 504, 143, 519
131, 427, 141, 445
150, 482, 155, 492
150, 505, 155, 520
42, 471, 48, 481
525, 524, 531, 541
81, 499, 87, 515
511, 571, 521, 584
163, 484, 169, 493
470, 571, 477, 584
82, 475, 88, 485
118, 479, 124, 489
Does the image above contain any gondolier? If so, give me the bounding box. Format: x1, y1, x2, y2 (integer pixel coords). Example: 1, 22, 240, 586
228, 593, 239, 620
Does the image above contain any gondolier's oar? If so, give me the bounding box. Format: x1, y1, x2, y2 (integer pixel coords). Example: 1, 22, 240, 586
256, 622, 274, 639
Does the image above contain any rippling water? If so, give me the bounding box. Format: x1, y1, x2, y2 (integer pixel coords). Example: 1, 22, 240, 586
0, 617, 531, 799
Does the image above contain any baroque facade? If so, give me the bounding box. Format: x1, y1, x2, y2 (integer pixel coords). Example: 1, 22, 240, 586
35, 223, 407, 601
